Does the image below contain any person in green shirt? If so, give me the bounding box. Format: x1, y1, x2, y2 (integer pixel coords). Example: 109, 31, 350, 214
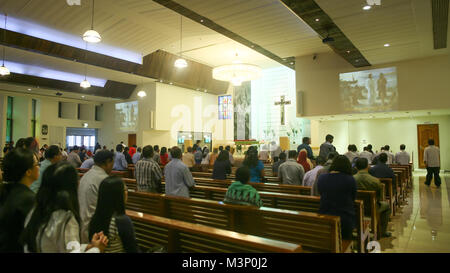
224, 167, 263, 208
354, 157, 392, 237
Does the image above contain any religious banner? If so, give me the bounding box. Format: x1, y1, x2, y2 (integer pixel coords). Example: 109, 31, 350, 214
234, 82, 251, 140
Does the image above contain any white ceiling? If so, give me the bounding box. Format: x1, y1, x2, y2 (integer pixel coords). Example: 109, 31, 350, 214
315, 0, 450, 65
308, 108, 450, 121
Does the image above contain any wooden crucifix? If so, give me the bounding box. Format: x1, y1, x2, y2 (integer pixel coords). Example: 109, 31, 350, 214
274, 95, 291, 125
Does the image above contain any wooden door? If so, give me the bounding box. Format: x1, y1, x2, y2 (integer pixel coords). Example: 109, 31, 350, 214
128, 134, 136, 147
417, 124, 439, 169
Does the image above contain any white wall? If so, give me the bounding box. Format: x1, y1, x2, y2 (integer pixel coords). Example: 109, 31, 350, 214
296, 52, 450, 117
312, 115, 450, 170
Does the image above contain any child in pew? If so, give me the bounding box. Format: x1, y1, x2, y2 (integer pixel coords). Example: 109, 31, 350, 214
224, 167, 263, 208
22, 162, 109, 253
89, 176, 139, 253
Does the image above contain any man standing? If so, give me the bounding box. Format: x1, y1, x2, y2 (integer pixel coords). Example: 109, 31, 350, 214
164, 147, 195, 198
78, 150, 114, 243
359, 146, 373, 163
303, 156, 325, 187
424, 139, 441, 187
319, 134, 336, 160
297, 137, 314, 160
113, 144, 128, 171
395, 144, 410, 165
278, 150, 305, 185
30, 145, 62, 193
153, 145, 161, 164
132, 147, 142, 164
135, 145, 163, 193
182, 147, 195, 171
272, 152, 286, 177
67, 146, 82, 168
354, 158, 391, 237
226, 146, 234, 166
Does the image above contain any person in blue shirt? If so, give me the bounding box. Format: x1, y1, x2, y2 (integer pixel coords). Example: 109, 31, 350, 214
113, 144, 128, 171
297, 137, 314, 160
132, 147, 141, 164
164, 147, 195, 198
243, 149, 265, 183
30, 145, 62, 193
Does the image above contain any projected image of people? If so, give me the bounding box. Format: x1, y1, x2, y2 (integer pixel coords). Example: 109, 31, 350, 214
340, 67, 398, 112
115, 101, 138, 131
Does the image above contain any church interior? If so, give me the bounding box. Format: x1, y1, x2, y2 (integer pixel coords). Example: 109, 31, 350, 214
0, 0, 449, 254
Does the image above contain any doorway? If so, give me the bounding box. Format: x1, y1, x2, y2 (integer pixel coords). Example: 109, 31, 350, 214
128, 134, 136, 147
417, 124, 439, 169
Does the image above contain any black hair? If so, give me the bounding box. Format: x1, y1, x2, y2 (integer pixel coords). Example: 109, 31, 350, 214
225, 146, 231, 151
325, 134, 334, 142
217, 150, 229, 162
279, 152, 287, 161
329, 155, 352, 175
400, 144, 406, 150
347, 145, 353, 151
327, 151, 338, 161
384, 145, 390, 151
243, 150, 259, 168
363, 146, 368, 151
170, 147, 182, 159
315, 156, 326, 165
428, 139, 434, 145
160, 147, 167, 156
153, 145, 160, 152
288, 150, 298, 159
187, 147, 193, 153
137, 147, 142, 153
219, 146, 224, 151
116, 144, 123, 152
15, 138, 26, 149
367, 144, 373, 150
1, 148, 35, 184
45, 145, 61, 160
124, 147, 130, 153
132, 145, 137, 148
355, 157, 369, 170
235, 167, 250, 184
94, 150, 114, 165
378, 153, 388, 163
302, 137, 310, 144
21, 162, 80, 252
89, 176, 125, 240
142, 145, 154, 158
202, 147, 208, 158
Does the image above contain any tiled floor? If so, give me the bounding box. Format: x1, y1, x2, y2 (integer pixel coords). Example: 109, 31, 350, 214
380, 172, 450, 253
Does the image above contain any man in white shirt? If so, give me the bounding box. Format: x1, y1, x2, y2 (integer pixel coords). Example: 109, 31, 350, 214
278, 150, 305, 185
384, 145, 395, 165
343, 144, 359, 163
395, 144, 410, 165
424, 139, 441, 187
359, 147, 373, 164
78, 150, 114, 243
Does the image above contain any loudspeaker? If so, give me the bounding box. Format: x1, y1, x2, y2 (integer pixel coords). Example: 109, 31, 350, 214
296, 90, 303, 117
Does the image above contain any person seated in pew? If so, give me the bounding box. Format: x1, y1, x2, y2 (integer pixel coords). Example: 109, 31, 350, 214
123, 147, 133, 165
279, 150, 305, 185
164, 147, 195, 198
343, 144, 359, 163
311, 152, 339, 196
359, 146, 373, 164
212, 150, 232, 180
354, 158, 392, 238
135, 145, 163, 193
384, 145, 395, 165
317, 155, 357, 240
243, 149, 265, 183
22, 162, 109, 253
302, 156, 325, 187
395, 144, 410, 165
296, 149, 312, 173
79, 150, 115, 243
369, 153, 396, 194
67, 146, 82, 168
132, 147, 142, 165
182, 147, 195, 171
224, 167, 263, 208
30, 145, 62, 193
113, 144, 128, 171
0, 148, 39, 252
80, 157, 95, 170
272, 152, 286, 177
89, 176, 139, 253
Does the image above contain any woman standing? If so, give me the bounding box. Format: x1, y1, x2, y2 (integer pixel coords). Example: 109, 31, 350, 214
89, 176, 139, 253
0, 149, 39, 252
297, 149, 313, 173
22, 162, 108, 253
212, 150, 232, 180
243, 149, 265, 183
160, 147, 169, 166
317, 155, 357, 240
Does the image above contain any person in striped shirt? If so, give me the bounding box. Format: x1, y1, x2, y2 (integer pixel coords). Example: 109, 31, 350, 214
135, 145, 163, 193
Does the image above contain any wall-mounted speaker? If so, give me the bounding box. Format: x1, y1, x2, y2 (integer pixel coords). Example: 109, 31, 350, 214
296, 90, 303, 117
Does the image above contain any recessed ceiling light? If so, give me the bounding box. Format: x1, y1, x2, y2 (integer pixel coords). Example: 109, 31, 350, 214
363, 5, 371, 10
384, 43, 390, 47
204, 90, 207, 93
290, 62, 294, 65
169, 82, 173, 85
196, 88, 200, 91
251, 45, 254, 48
200, 19, 204, 23
355, 59, 360, 62
81, 95, 85, 98
27, 88, 32, 91
315, 18, 320, 22
346, 50, 350, 53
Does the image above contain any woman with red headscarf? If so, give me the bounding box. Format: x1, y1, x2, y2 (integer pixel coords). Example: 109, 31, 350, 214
297, 149, 313, 173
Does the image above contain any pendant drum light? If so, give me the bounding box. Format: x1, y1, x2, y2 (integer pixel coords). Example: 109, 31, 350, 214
80, 43, 91, 88
174, 15, 187, 68
83, 0, 101, 43
0, 14, 10, 76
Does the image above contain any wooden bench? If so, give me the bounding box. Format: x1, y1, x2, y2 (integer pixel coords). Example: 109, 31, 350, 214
127, 210, 303, 253
379, 178, 395, 216
126, 191, 352, 253
76, 168, 130, 178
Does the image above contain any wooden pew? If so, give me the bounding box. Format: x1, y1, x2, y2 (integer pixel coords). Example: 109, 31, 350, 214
127, 210, 303, 253
126, 191, 352, 253
379, 178, 395, 216
76, 168, 130, 178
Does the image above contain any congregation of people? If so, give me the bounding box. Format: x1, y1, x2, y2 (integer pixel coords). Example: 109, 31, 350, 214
0, 132, 441, 252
